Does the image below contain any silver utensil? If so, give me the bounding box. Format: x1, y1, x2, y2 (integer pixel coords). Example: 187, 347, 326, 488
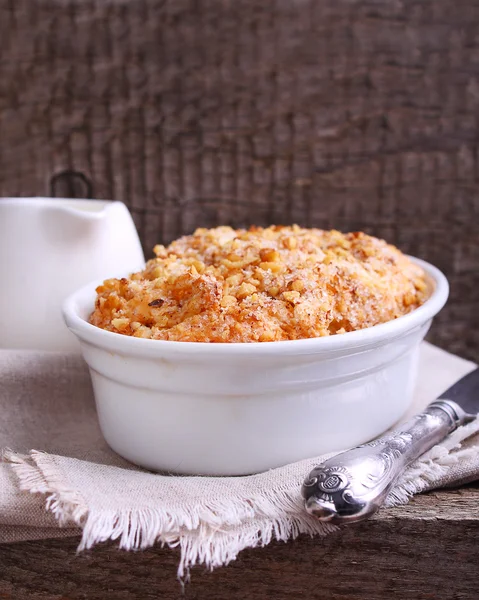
302, 368, 479, 524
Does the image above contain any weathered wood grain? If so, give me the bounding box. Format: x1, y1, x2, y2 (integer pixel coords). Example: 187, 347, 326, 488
0, 485, 478, 600
0, 0, 479, 360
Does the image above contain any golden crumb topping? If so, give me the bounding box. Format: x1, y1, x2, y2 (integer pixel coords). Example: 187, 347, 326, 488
89, 225, 428, 342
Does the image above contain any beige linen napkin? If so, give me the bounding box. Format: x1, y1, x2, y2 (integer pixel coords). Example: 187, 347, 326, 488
1, 342, 479, 577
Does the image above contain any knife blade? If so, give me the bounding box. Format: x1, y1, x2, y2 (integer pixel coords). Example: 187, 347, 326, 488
438, 367, 479, 414
302, 368, 479, 524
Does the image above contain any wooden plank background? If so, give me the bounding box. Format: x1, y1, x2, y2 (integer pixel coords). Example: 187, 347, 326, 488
0, 0, 478, 360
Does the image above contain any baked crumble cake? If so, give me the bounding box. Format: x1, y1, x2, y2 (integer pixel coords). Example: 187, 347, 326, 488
90, 225, 428, 342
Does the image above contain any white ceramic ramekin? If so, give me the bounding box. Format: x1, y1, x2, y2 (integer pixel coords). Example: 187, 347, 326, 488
63, 257, 448, 476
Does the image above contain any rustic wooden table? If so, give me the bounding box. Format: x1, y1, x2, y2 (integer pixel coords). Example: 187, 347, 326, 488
1, 484, 478, 600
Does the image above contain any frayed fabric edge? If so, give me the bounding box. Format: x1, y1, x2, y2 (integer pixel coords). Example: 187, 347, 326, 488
4, 449, 88, 528
4, 416, 479, 578
4, 449, 335, 578
77, 484, 337, 579
175, 516, 337, 580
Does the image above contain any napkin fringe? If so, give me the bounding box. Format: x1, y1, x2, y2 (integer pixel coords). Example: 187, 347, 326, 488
4, 417, 479, 577
176, 515, 336, 579
3, 449, 49, 493
5, 449, 88, 527
77, 485, 336, 578
4, 449, 336, 576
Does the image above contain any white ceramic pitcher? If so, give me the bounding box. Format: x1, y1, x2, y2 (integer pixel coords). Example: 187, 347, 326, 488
0, 198, 145, 351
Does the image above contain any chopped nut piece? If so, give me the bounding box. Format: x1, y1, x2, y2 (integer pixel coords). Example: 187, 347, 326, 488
220, 295, 237, 308
283, 236, 297, 250
226, 273, 243, 286
403, 292, 416, 307
226, 253, 243, 262
111, 317, 130, 330
268, 286, 280, 297
236, 282, 257, 300
290, 279, 304, 292
259, 261, 284, 273
414, 278, 427, 292
283, 290, 301, 303
260, 248, 280, 262
259, 331, 276, 341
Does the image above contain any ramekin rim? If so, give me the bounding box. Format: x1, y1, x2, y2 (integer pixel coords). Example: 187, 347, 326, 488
63, 256, 449, 356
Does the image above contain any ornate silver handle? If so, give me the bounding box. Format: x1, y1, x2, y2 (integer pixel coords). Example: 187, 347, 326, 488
302, 400, 475, 524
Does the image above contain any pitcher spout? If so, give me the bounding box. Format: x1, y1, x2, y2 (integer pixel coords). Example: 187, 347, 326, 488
55, 199, 114, 221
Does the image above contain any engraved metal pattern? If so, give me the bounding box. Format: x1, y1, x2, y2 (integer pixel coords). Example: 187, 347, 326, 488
318, 472, 348, 493
302, 400, 475, 524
